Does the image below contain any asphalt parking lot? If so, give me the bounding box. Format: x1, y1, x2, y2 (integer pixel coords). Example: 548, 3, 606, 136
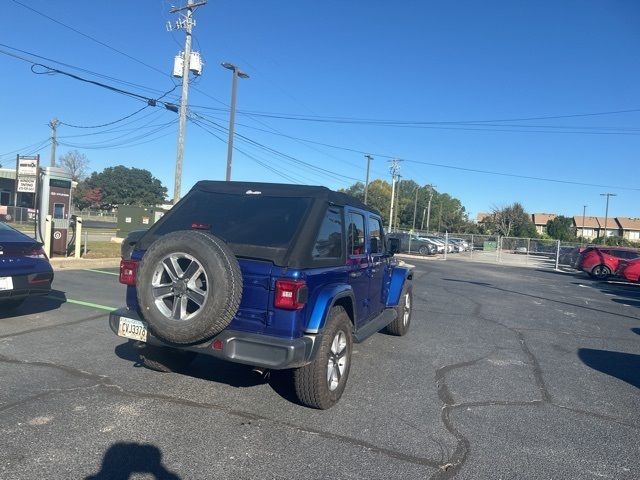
1, 259, 638, 479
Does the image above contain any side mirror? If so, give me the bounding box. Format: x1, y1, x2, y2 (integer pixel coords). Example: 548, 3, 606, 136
387, 237, 400, 255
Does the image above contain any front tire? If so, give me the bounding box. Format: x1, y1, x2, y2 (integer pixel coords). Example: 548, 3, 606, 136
385, 284, 412, 336
418, 246, 428, 255
292, 306, 353, 409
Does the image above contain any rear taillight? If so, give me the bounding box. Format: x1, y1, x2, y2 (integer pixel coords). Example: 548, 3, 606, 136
25, 247, 47, 259
119, 259, 139, 285
191, 222, 211, 230
274, 279, 308, 310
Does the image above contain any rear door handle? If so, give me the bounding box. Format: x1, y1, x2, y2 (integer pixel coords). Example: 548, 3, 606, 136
349, 271, 362, 278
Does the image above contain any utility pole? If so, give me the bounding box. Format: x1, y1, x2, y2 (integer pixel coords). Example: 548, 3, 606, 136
364, 154, 373, 205
394, 174, 402, 230
170, 0, 206, 203
600, 193, 617, 241
581, 204, 587, 244
425, 184, 436, 233
49, 118, 59, 167
421, 208, 426, 230
388, 159, 400, 232
412, 186, 419, 231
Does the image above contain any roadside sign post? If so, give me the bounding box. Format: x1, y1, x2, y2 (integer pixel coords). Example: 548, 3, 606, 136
555, 240, 560, 271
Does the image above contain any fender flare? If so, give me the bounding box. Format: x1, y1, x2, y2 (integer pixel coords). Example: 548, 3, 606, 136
305, 284, 355, 334
386, 266, 412, 307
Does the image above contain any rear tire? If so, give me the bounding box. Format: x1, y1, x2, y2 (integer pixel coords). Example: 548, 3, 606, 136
385, 284, 412, 336
136, 230, 242, 345
591, 264, 611, 280
138, 344, 197, 373
292, 306, 353, 409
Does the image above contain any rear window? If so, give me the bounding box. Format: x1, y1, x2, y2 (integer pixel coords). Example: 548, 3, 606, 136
152, 190, 312, 250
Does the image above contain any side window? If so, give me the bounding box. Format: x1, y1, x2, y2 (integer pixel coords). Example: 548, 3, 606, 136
312, 208, 344, 259
368, 216, 383, 254
347, 212, 365, 256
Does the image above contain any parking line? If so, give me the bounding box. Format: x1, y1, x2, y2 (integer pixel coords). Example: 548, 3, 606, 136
48, 295, 115, 312
84, 268, 119, 276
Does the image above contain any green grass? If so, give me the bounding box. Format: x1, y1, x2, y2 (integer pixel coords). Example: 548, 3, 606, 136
82, 241, 121, 259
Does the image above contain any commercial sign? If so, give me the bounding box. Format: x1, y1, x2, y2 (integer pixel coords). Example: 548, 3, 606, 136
17, 177, 37, 193
15, 155, 40, 194
17, 158, 38, 176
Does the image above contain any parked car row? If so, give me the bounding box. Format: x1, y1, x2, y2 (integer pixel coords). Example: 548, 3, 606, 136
577, 246, 640, 282
385, 233, 471, 255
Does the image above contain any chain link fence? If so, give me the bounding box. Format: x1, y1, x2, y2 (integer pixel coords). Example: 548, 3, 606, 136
390, 227, 583, 270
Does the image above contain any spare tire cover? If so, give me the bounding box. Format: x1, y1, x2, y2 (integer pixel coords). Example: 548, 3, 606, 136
136, 230, 242, 344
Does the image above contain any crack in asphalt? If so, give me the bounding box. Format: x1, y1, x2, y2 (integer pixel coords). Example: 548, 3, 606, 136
0, 354, 441, 471
427, 282, 640, 480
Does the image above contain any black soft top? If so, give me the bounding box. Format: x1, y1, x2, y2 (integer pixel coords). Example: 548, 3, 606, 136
193, 181, 377, 213
139, 181, 379, 268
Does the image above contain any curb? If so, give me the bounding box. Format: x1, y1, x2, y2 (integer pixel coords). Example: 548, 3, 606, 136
49, 257, 121, 272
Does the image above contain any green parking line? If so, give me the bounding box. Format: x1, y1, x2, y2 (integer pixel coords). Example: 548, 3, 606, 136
48, 295, 115, 312
84, 268, 119, 276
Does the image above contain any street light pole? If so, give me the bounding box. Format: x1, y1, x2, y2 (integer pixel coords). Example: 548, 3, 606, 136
222, 62, 249, 181
600, 193, 617, 241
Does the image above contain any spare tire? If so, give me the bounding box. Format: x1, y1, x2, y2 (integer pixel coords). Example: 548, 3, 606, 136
136, 230, 242, 344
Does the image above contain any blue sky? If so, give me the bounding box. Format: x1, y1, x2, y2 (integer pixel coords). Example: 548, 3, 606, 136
1, 0, 639, 220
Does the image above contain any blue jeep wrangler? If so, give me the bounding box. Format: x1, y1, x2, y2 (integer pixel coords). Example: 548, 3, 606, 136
110, 181, 413, 409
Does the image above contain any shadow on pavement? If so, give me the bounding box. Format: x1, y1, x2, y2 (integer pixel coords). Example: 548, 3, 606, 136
578, 348, 640, 390
114, 341, 266, 388
85, 442, 180, 480
114, 340, 304, 405
631, 328, 640, 336
611, 298, 640, 308
0, 290, 66, 319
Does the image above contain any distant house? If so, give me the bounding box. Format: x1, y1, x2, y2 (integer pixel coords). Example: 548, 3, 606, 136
596, 217, 619, 238
615, 217, 640, 242
573, 215, 601, 240
531, 213, 556, 235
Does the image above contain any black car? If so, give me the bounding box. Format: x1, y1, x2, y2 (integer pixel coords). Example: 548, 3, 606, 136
0, 221, 54, 312
386, 232, 437, 255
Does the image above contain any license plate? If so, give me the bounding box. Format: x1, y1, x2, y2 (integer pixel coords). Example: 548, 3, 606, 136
117, 317, 148, 342
0, 277, 13, 291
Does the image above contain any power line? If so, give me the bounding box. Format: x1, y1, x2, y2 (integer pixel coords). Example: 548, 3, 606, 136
192, 114, 361, 183
191, 104, 640, 126
0, 43, 174, 97
189, 118, 305, 184
10, 0, 176, 82
60, 106, 149, 129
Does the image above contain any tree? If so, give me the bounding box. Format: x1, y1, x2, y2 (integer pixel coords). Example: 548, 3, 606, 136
85, 165, 167, 209
59, 150, 89, 181
340, 179, 471, 232
546, 216, 576, 241
339, 179, 393, 225
485, 203, 537, 238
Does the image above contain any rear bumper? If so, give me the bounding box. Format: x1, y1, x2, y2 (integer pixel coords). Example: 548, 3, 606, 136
109, 308, 320, 370
0, 271, 53, 301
